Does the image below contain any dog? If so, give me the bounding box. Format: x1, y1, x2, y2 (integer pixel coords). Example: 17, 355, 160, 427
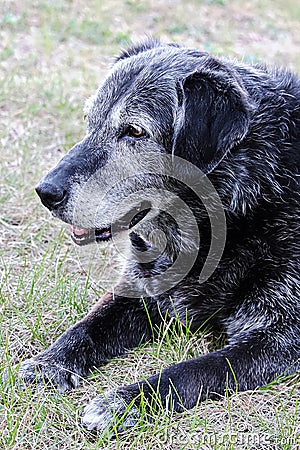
17, 39, 299, 433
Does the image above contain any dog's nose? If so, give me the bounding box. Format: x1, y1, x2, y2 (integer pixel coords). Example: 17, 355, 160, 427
35, 181, 67, 210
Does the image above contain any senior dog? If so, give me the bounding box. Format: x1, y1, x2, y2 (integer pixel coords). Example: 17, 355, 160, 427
18, 40, 299, 432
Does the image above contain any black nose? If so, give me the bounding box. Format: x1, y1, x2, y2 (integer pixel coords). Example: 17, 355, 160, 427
35, 181, 67, 210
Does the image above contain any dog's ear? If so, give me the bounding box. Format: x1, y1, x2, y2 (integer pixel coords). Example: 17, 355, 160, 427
173, 70, 251, 173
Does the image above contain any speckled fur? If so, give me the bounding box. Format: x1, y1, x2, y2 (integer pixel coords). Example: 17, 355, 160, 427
17, 40, 299, 433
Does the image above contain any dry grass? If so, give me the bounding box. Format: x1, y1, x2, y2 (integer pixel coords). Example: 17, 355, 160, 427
0, 0, 299, 449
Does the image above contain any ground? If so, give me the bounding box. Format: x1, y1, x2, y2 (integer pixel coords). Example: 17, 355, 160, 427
0, 0, 299, 449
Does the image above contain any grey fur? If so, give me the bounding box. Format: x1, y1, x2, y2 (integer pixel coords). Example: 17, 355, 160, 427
15, 40, 299, 434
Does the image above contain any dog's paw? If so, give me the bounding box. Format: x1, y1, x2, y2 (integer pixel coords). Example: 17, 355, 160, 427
82, 390, 140, 434
13, 357, 80, 393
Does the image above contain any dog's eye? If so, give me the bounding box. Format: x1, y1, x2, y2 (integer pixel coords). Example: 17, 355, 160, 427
125, 125, 146, 139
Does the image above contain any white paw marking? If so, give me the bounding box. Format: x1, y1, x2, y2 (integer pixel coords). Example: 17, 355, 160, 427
82, 392, 140, 433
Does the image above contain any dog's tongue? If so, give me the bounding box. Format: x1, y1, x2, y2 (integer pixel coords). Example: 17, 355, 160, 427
69, 225, 88, 236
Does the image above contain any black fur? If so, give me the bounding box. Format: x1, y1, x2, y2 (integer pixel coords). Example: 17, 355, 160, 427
18, 40, 299, 432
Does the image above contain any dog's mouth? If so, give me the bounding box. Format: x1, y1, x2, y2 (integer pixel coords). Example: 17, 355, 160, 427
69, 225, 112, 246
69, 201, 151, 246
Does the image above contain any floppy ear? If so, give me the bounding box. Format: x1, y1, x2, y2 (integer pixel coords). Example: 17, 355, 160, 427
173, 71, 251, 173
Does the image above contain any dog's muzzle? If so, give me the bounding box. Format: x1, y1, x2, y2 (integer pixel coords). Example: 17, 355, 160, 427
35, 179, 152, 247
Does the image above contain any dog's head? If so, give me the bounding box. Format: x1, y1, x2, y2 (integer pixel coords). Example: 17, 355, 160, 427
36, 39, 252, 246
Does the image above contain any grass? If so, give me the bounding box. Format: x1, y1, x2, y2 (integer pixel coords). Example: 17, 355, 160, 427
0, 0, 299, 448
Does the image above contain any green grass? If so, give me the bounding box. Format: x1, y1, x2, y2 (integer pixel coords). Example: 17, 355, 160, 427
0, 0, 299, 448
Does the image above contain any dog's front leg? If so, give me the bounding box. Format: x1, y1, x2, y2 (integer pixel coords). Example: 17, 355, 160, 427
82, 327, 299, 433
14, 293, 156, 392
